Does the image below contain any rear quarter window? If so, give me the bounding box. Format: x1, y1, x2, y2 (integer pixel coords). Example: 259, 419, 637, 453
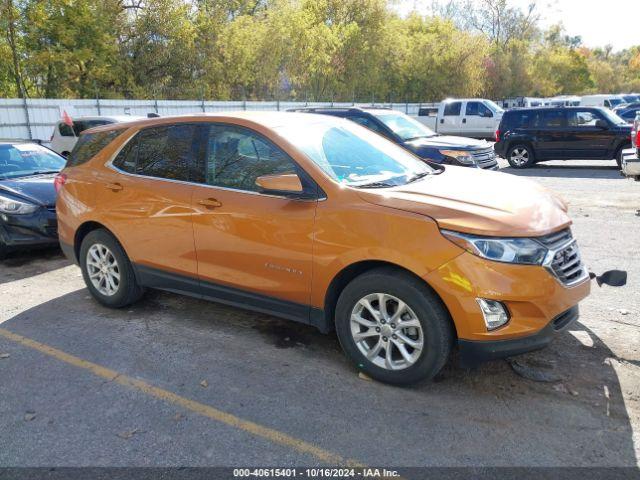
504, 111, 539, 129
66, 130, 122, 167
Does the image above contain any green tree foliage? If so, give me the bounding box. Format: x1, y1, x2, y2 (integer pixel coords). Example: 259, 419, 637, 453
1, 0, 638, 100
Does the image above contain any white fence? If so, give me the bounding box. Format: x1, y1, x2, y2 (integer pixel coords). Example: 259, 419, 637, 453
0, 98, 439, 143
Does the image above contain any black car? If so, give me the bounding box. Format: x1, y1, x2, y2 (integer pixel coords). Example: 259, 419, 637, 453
494, 107, 633, 168
0, 142, 66, 258
289, 107, 499, 170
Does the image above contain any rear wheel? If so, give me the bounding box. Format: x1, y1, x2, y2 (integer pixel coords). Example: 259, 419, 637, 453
334, 267, 454, 386
507, 144, 535, 168
79, 229, 144, 308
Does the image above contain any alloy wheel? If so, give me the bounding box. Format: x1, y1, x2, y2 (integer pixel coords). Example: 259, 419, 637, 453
86, 243, 120, 296
350, 293, 424, 371
510, 147, 530, 166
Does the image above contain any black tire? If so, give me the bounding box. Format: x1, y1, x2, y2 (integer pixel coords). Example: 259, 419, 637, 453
506, 144, 535, 169
615, 144, 630, 168
79, 229, 144, 308
334, 267, 454, 386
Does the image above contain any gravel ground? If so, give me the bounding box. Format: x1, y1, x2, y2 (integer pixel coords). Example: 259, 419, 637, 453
0, 158, 638, 469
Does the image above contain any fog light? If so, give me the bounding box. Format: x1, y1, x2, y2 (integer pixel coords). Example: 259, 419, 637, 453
476, 298, 510, 331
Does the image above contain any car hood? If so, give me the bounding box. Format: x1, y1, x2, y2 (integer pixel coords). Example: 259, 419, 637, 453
356, 166, 570, 237
404, 135, 490, 151
0, 174, 57, 207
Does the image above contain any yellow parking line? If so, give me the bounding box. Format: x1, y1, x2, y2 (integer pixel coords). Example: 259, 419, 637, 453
0, 327, 363, 467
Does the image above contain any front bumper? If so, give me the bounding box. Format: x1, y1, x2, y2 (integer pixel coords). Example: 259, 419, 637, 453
424, 250, 590, 353
0, 207, 59, 251
621, 148, 640, 179
458, 305, 579, 367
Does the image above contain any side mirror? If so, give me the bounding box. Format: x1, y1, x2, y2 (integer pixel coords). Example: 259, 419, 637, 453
482, 110, 493, 118
255, 173, 303, 195
595, 119, 608, 129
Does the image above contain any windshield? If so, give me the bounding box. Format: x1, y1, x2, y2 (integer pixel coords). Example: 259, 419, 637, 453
609, 98, 625, 107
0, 144, 65, 179
275, 120, 433, 187
374, 112, 437, 141
484, 100, 505, 114
599, 108, 628, 126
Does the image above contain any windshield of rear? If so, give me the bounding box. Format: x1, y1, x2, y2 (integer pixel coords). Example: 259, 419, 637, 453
374, 112, 437, 141
275, 120, 433, 187
0, 144, 65, 179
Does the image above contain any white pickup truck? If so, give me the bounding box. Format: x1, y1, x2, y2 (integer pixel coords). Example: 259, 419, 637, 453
414, 98, 504, 139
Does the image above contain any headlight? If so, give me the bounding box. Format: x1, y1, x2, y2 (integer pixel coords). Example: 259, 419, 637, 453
0, 194, 39, 215
441, 230, 548, 265
439, 149, 476, 165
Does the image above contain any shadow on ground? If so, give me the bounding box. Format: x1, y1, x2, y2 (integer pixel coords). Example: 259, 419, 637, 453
0, 247, 70, 285
502, 163, 622, 180
0, 284, 637, 467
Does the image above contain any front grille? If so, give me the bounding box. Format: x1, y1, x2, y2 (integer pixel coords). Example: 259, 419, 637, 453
539, 229, 587, 286
537, 228, 573, 250
472, 148, 498, 168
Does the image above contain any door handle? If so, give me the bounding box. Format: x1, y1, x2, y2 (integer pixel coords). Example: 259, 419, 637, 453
198, 198, 222, 209
106, 182, 123, 192
462, 118, 467, 124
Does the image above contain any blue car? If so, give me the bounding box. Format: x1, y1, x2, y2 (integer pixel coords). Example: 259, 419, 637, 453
0, 142, 66, 258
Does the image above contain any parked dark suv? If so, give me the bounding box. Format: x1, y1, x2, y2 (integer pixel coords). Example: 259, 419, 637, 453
494, 107, 632, 168
290, 107, 499, 170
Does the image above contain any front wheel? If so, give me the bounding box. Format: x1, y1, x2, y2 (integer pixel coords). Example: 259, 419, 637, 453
335, 267, 454, 386
79, 229, 144, 308
507, 144, 535, 168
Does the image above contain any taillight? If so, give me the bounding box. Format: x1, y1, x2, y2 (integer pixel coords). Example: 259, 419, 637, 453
54, 173, 67, 193
495, 129, 501, 142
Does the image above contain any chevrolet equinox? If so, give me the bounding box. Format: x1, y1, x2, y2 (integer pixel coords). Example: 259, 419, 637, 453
56, 113, 591, 385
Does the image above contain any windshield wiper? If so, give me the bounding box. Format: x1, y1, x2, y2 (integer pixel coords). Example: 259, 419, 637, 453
353, 181, 397, 188
404, 135, 435, 141
19, 171, 60, 177
406, 172, 431, 183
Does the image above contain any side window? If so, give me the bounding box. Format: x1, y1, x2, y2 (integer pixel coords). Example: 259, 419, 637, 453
66, 130, 122, 167
204, 125, 297, 192
541, 111, 565, 128
59, 122, 75, 137
567, 110, 601, 127
443, 102, 462, 116
136, 124, 196, 181
112, 137, 138, 173
508, 111, 538, 128
349, 116, 389, 137
465, 102, 479, 116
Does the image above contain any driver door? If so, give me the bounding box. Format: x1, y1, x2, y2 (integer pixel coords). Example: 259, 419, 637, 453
190, 123, 318, 318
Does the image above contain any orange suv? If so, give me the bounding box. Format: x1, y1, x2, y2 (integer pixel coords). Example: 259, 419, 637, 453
56, 113, 590, 385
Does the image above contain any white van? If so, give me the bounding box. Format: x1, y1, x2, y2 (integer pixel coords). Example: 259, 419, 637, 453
50, 116, 140, 156
543, 95, 581, 107
580, 94, 627, 110
415, 98, 504, 139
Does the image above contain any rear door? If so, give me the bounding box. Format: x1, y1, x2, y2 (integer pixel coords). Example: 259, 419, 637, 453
533, 110, 567, 160
97, 123, 199, 281
564, 109, 613, 158
439, 101, 463, 135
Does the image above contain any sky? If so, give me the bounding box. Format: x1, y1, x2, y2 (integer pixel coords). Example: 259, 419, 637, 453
396, 0, 639, 51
